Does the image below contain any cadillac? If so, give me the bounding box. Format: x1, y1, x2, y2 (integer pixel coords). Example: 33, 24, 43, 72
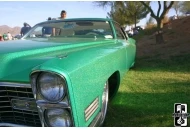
0, 18, 136, 127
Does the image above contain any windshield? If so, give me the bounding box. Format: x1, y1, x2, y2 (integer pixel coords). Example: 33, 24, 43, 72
23, 20, 114, 42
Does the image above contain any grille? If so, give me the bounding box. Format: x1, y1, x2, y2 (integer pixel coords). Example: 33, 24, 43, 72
0, 83, 41, 127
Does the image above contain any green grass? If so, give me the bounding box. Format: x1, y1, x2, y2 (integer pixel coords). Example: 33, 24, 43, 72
104, 54, 190, 127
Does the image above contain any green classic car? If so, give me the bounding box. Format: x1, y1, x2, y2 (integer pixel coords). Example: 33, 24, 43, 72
0, 18, 136, 127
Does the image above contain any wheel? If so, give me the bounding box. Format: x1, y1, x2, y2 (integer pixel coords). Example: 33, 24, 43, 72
100, 81, 109, 126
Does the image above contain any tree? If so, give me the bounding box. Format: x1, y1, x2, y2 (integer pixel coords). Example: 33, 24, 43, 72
94, 1, 133, 26
107, 2, 135, 26
141, 1, 174, 44
146, 16, 155, 28
121, 1, 150, 28
94, 1, 149, 28
147, 16, 155, 25
180, 1, 190, 15
172, 1, 183, 18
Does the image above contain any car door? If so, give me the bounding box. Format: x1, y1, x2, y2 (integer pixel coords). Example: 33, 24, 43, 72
113, 22, 135, 69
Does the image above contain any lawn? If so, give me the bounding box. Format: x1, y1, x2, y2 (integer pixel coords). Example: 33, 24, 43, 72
104, 17, 190, 126
104, 53, 190, 127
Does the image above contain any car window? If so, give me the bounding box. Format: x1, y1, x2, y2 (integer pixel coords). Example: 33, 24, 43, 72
24, 20, 114, 41
113, 22, 126, 40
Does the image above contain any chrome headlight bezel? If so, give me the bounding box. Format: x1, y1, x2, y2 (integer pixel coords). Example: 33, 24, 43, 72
36, 72, 67, 103
44, 108, 73, 127
30, 71, 75, 127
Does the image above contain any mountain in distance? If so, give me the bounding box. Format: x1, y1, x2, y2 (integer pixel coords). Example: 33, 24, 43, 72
0, 25, 21, 36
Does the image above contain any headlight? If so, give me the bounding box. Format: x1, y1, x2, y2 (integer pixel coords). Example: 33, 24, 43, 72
45, 109, 72, 127
37, 72, 66, 102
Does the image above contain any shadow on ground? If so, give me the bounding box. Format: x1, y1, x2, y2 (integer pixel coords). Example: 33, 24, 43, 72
104, 53, 190, 127
104, 92, 190, 127
133, 53, 190, 73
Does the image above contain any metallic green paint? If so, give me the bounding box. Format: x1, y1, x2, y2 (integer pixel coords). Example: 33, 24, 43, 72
0, 18, 136, 127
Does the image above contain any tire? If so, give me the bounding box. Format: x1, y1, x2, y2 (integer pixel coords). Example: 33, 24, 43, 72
100, 81, 109, 126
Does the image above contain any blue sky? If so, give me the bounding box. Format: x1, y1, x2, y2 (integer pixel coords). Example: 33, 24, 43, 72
0, 1, 176, 28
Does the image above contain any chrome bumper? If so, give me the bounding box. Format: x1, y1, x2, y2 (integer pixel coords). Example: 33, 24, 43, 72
0, 113, 102, 127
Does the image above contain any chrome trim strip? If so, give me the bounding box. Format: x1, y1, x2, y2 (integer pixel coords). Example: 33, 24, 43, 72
36, 99, 70, 108
89, 112, 102, 127
37, 105, 45, 127
0, 111, 39, 115
85, 102, 98, 121
0, 82, 31, 88
85, 98, 98, 114
85, 97, 99, 121
0, 96, 34, 99
0, 90, 33, 94
0, 123, 28, 127
0, 106, 12, 108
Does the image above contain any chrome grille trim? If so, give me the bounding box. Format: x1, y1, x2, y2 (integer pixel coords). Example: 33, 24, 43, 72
0, 123, 29, 127
0, 82, 41, 126
85, 97, 99, 121
0, 90, 33, 94
0, 82, 31, 88
0, 96, 34, 98
0, 111, 39, 115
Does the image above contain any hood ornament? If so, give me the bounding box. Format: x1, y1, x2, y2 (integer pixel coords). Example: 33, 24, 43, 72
57, 53, 68, 59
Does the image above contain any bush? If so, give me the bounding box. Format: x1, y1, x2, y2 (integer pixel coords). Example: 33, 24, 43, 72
144, 24, 157, 35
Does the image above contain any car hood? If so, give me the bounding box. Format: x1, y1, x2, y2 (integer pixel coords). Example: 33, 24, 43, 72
0, 39, 95, 54
0, 39, 115, 82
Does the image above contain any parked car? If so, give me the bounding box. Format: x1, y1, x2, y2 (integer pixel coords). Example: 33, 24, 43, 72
0, 18, 136, 127
125, 30, 133, 37
134, 26, 143, 31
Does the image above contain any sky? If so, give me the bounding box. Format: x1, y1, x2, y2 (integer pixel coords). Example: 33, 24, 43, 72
0, 1, 177, 28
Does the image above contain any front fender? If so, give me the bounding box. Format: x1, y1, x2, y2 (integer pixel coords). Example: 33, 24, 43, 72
31, 41, 128, 126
